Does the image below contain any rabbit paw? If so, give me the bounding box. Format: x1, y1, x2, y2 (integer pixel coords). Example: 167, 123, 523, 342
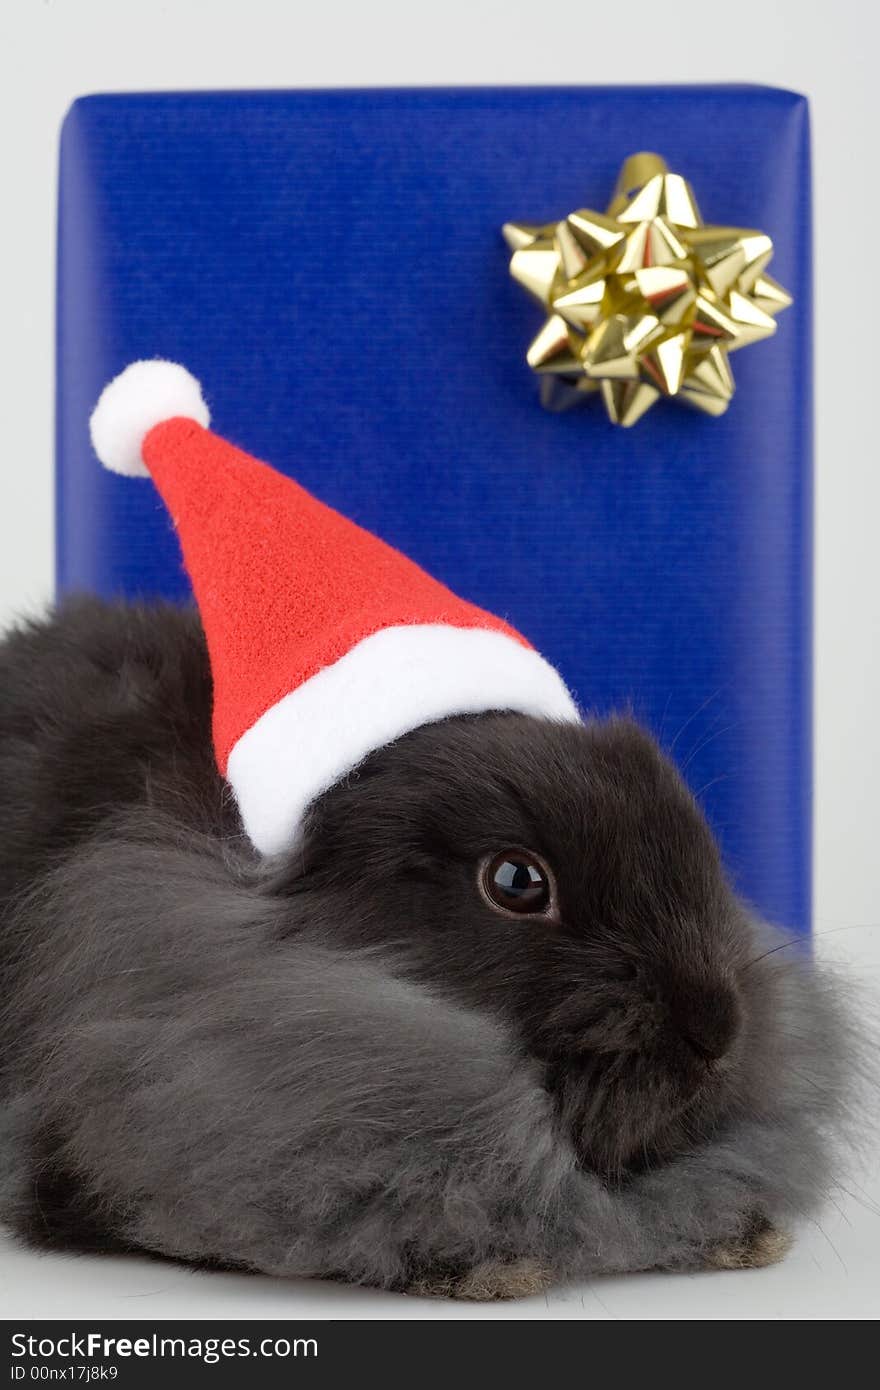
704, 1215, 792, 1271
408, 1257, 553, 1300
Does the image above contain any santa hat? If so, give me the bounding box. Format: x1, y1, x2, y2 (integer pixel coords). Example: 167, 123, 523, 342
90, 361, 580, 855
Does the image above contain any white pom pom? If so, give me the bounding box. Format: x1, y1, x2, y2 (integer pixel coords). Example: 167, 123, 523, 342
89, 360, 210, 476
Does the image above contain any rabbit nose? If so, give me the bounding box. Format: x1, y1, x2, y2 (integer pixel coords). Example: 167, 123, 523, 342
672, 982, 740, 1062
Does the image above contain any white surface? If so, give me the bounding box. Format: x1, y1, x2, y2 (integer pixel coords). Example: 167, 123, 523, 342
0, 0, 878, 1322
0, 1212, 877, 1322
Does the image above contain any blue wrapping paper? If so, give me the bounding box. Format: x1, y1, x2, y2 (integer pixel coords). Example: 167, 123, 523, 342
56, 86, 812, 933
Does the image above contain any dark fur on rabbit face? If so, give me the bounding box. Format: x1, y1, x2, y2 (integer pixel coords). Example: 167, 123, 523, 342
0, 598, 853, 1294
272, 714, 771, 1180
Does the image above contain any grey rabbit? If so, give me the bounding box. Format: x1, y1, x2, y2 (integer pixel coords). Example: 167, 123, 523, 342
0, 596, 851, 1298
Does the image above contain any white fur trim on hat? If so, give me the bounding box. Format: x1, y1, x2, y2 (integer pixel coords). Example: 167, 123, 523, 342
90, 360, 210, 476
227, 623, 581, 856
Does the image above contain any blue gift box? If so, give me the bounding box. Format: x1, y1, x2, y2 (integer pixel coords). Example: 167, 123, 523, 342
56, 86, 812, 933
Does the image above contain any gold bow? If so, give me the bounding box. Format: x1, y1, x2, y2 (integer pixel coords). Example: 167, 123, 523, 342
504, 153, 792, 427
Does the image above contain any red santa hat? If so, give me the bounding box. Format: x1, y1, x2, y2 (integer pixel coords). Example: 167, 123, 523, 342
90, 361, 580, 855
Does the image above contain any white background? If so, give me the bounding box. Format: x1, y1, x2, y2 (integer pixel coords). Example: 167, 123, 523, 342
0, 0, 877, 1321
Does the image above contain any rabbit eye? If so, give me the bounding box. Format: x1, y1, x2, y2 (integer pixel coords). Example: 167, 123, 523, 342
480, 850, 553, 916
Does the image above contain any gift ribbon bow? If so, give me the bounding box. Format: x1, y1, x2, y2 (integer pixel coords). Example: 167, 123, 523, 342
504, 153, 792, 427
